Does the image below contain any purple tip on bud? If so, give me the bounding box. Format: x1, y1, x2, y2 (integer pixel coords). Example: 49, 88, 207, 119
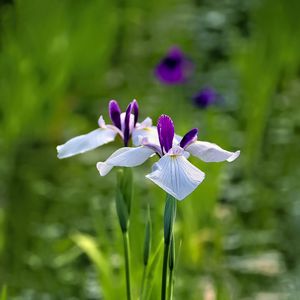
132, 99, 139, 126
123, 102, 133, 146
193, 87, 218, 108
109, 100, 122, 129
180, 128, 198, 149
157, 115, 175, 154
155, 47, 194, 85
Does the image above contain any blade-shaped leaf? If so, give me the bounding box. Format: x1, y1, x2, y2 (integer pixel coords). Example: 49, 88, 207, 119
71, 233, 119, 300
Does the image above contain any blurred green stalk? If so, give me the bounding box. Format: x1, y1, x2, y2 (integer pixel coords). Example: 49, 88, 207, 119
116, 169, 133, 300
140, 206, 152, 299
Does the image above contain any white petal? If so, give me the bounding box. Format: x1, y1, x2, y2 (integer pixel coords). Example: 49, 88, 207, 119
138, 117, 152, 128
57, 128, 117, 159
186, 141, 240, 162
97, 146, 155, 176
132, 126, 159, 146
146, 155, 205, 200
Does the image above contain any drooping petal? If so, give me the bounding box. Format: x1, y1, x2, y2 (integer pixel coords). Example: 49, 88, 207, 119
132, 99, 139, 126
186, 141, 240, 162
57, 128, 117, 159
97, 146, 155, 176
180, 128, 198, 149
123, 103, 133, 146
109, 100, 122, 130
157, 115, 174, 153
146, 154, 205, 200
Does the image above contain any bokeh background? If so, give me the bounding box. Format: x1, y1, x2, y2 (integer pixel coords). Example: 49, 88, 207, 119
1, 0, 300, 299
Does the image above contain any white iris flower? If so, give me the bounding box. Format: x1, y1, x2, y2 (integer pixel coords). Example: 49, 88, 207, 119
97, 115, 240, 200
57, 99, 157, 159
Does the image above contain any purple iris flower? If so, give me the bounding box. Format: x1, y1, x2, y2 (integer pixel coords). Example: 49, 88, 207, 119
193, 87, 218, 108
155, 47, 194, 85
97, 114, 240, 200
57, 99, 157, 159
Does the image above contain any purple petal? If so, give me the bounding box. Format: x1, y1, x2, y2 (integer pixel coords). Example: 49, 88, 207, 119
123, 102, 133, 146
132, 99, 139, 126
180, 128, 198, 149
109, 100, 121, 129
157, 115, 174, 154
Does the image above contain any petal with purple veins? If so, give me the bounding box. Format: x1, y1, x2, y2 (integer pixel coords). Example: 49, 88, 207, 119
146, 154, 205, 200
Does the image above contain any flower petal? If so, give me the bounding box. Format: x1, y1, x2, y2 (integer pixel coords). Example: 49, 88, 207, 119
132, 99, 139, 126
97, 146, 155, 176
132, 126, 159, 146
180, 128, 198, 149
186, 141, 240, 162
157, 115, 174, 153
57, 128, 117, 159
109, 100, 122, 130
124, 103, 133, 146
146, 154, 205, 200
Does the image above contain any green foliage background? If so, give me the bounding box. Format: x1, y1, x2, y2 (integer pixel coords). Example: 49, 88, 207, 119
1, 0, 300, 299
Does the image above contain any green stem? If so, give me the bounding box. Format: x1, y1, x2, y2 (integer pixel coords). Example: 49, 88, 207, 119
161, 243, 169, 300
167, 268, 174, 300
168, 234, 175, 300
123, 231, 131, 300
161, 194, 177, 300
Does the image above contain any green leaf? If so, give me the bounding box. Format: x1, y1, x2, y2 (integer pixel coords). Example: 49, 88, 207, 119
71, 233, 118, 300
115, 186, 129, 233
143, 239, 164, 300
164, 194, 177, 245
143, 206, 152, 266
115, 168, 133, 232
169, 234, 175, 271
118, 168, 133, 216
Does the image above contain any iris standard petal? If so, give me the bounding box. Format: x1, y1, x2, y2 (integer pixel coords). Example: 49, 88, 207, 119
157, 115, 174, 153
132, 126, 159, 146
97, 146, 155, 176
186, 141, 240, 162
132, 99, 139, 126
109, 100, 122, 130
146, 154, 205, 200
124, 103, 133, 146
57, 128, 117, 159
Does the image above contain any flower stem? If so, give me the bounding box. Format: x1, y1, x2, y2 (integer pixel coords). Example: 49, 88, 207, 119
161, 194, 177, 300
123, 231, 131, 300
168, 234, 175, 300
161, 243, 169, 300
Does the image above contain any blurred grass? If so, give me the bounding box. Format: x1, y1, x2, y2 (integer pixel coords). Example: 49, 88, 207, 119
1, 0, 300, 299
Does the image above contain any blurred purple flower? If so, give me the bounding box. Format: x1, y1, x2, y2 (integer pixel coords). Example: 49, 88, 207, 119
155, 47, 194, 85
193, 87, 218, 108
